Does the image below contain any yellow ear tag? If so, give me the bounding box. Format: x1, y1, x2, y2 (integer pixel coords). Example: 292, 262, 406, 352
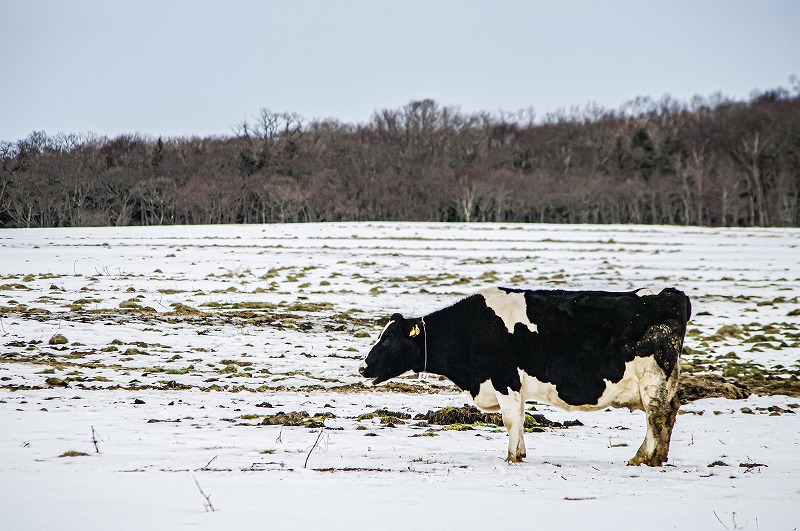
409, 324, 420, 337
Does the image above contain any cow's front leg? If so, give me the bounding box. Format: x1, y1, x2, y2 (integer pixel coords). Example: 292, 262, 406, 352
495, 389, 526, 462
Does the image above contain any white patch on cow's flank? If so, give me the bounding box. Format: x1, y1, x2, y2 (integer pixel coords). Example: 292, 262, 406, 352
636, 287, 665, 297
473, 380, 500, 412
478, 287, 538, 334
515, 356, 665, 412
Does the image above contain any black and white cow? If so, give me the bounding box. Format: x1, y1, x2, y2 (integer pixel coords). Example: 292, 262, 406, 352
359, 287, 691, 466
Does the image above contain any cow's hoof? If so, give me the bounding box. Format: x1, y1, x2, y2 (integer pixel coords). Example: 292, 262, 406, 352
627, 455, 666, 467
627, 452, 647, 466
506, 453, 524, 463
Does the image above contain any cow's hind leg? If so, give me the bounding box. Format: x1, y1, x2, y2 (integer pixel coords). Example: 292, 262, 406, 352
628, 376, 680, 466
495, 389, 526, 462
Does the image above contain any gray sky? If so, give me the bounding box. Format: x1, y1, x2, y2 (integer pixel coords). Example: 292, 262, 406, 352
2, 0, 798, 142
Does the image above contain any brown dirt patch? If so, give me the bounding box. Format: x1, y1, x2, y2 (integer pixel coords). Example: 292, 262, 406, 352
678, 375, 750, 402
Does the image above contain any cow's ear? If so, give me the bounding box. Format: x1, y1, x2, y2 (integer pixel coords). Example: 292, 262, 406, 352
391, 313, 404, 323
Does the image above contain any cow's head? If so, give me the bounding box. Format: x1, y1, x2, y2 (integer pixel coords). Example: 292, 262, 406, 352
359, 313, 422, 385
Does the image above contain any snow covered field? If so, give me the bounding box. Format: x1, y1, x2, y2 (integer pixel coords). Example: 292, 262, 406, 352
1, 222, 799, 530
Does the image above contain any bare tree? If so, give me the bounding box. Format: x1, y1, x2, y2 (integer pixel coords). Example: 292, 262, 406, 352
732, 132, 770, 226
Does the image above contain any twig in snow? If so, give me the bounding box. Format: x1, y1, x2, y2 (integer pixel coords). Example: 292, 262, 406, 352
201, 455, 218, 470
304, 426, 326, 469
192, 475, 216, 512
741, 462, 767, 473
713, 511, 729, 530
713, 510, 749, 530
91, 426, 101, 453
276, 426, 283, 444
0, 317, 7, 336
154, 294, 167, 310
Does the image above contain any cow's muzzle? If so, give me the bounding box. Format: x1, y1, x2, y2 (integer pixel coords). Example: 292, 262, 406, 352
358, 364, 384, 385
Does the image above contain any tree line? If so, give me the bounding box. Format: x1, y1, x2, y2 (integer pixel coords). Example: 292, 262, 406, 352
2, 86, 799, 228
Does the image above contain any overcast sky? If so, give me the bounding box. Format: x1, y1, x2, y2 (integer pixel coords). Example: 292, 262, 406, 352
2, 1, 798, 142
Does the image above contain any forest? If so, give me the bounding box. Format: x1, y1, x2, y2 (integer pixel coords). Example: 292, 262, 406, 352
1, 87, 799, 228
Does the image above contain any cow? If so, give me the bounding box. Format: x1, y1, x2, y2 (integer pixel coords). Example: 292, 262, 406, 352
359, 287, 691, 466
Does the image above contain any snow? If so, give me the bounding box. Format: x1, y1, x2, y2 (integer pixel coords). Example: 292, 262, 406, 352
1, 222, 799, 530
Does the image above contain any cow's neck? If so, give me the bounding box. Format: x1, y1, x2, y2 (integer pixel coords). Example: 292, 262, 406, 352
416, 299, 475, 391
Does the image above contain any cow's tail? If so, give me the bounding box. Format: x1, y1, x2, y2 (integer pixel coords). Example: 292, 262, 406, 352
671, 290, 691, 401
683, 292, 692, 322
651, 288, 690, 401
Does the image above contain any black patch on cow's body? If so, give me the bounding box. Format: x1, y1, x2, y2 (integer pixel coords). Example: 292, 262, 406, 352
414, 287, 690, 407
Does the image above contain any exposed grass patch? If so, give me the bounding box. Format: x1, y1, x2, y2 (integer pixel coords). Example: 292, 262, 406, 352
286, 302, 334, 312
260, 268, 279, 279
357, 409, 412, 422
741, 377, 800, 397
200, 301, 277, 310
119, 299, 142, 309
48, 334, 68, 345
443, 423, 474, 431
709, 325, 742, 341
168, 303, 207, 316
0, 283, 31, 291
413, 406, 580, 430
59, 450, 89, 458
260, 411, 335, 428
